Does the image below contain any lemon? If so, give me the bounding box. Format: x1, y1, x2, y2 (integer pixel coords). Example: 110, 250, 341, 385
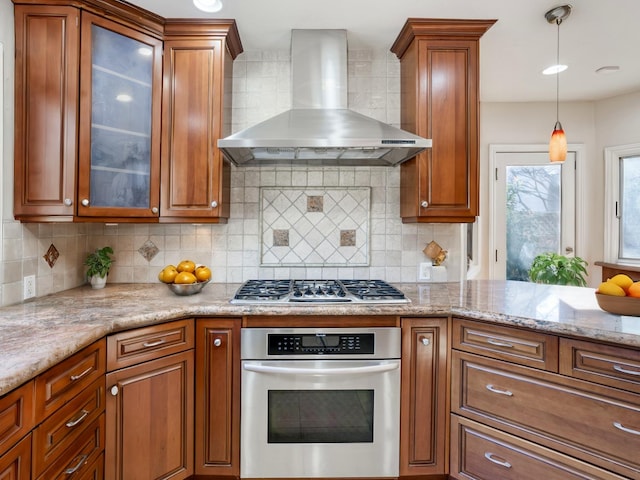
195, 265, 212, 282
158, 265, 178, 283
607, 273, 634, 292
596, 281, 626, 296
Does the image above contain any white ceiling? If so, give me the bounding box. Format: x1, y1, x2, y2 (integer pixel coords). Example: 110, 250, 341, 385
128, 0, 640, 103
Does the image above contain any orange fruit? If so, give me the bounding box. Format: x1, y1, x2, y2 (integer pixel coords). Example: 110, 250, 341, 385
174, 271, 197, 284
627, 281, 640, 298
608, 273, 634, 293
596, 281, 626, 297
177, 260, 196, 273
195, 266, 212, 282
158, 265, 178, 283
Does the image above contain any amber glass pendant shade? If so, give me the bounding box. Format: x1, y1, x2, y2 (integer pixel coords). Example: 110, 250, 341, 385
549, 121, 567, 163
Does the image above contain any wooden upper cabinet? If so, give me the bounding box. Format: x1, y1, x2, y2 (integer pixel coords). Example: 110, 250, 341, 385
12, 3, 242, 224
160, 21, 241, 223
391, 19, 496, 223
77, 12, 163, 220
13, 5, 79, 221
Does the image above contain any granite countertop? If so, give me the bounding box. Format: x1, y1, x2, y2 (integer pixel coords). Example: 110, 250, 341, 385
1, 280, 639, 396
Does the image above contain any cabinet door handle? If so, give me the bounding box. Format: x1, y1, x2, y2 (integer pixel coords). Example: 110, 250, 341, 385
151, 206, 159, 214
64, 198, 73, 206
486, 384, 513, 396
420, 200, 428, 208
64, 454, 89, 474
214, 338, 222, 347
142, 339, 166, 348
613, 364, 640, 376
110, 385, 119, 396
613, 421, 640, 436
81, 198, 89, 206
70, 366, 92, 382
211, 200, 218, 208
484, 452, 512, 469
421, 337, 430, 346
66, 409, 89, 428
487, 338, 514, 348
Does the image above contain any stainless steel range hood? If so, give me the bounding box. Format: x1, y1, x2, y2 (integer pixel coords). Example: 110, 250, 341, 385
218, 29, 431, 167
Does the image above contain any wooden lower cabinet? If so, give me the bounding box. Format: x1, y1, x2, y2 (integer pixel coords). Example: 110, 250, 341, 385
105, 349, 194, 480
194, 318, 240, 476
0, 434, 31, 480
400, 317, 449, 477
450, 416, 628, 480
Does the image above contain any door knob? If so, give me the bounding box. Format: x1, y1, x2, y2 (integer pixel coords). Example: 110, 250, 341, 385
211, 200, 218, 208
421, 201, 428, 208
81, 199, 89, 207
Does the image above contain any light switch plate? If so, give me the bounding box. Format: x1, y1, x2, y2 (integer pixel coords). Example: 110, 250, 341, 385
418, 263, 432, 281
24, 275, 36, 300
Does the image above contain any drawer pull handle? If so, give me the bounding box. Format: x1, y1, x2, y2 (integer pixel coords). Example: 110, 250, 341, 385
64, 454, 89, 474
613, 421, 640, 436
613, 364, 640, 376
486, 384, 513, 396
487, 338, 514, 348
142, 339, 166, 348
65, 409, 89, 428
70, 367, 92, 382
484, 452, 512, 469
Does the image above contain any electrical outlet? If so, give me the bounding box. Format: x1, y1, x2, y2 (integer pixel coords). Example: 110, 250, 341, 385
24, 275, 36, 300
418, 262, 432, 281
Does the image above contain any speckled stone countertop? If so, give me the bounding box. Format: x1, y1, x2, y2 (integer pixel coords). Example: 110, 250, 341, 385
1, 280, 639, 396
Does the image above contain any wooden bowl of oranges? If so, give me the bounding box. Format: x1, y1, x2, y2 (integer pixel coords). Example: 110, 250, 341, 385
595, 273, 640, 316
158, 260, 212, 296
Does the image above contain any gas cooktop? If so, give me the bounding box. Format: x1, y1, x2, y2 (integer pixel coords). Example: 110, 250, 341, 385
230, 279, 410, 305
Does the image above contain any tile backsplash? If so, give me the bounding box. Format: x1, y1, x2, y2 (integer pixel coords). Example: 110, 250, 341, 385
0, 47, 463, 306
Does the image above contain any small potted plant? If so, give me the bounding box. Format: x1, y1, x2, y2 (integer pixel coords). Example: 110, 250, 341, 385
84, 246, 114, 289
529, 252, 588, 287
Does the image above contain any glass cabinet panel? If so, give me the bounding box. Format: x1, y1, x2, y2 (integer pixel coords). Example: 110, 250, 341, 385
78, 13, 161, 217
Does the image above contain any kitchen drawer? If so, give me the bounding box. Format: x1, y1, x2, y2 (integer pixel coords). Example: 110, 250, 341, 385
107, 319, 194, 371
37, 413, 104, 480
452, 318, 559, 371
35, 339, 106, 420
560, 338, 640, 394
450, 415, 628, 480
0, 380, 34, 457
32, 376, 104, 477
451, 351, 640, 478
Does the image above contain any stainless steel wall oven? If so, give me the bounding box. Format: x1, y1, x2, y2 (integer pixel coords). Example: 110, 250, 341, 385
240, 327, 401, 478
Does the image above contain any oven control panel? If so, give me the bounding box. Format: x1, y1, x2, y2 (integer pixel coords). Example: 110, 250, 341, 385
268, 333, 375, 355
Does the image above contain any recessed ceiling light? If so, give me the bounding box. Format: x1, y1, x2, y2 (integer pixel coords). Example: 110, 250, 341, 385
596, 65, 620, 75
193, 0, 223, 12
542, 64, 568, 75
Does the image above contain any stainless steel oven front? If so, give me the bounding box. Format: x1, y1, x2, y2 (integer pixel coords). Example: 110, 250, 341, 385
240, 327, 401, 478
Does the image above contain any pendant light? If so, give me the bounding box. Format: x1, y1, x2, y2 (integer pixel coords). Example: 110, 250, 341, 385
193, 0, 223, 13
545, 5, 571, 163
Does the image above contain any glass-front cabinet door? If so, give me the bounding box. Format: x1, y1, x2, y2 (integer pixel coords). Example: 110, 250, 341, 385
78, 12, 162, 219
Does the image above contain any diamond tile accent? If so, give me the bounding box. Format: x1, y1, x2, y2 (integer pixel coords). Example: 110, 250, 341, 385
138, 240, 159, 262
43, 244, 59, 268
260, 187, 370, 266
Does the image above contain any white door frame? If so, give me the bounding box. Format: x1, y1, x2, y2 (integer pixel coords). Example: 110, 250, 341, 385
488, 144, 585, 280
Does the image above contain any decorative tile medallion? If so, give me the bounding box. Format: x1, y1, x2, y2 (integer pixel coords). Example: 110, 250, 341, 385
138, 240, 159, 262
260, 187, 370, 266
43, 244, 59, 268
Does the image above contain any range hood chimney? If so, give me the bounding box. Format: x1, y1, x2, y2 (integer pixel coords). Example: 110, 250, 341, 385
217, 29, 431, 167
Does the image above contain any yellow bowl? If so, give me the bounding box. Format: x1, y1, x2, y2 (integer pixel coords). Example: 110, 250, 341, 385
167, 280, 209, 296
595, 293, 640, 316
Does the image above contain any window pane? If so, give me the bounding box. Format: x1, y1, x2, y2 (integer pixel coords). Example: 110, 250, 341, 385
506, 165, 561, 281
620, 155, 640, 259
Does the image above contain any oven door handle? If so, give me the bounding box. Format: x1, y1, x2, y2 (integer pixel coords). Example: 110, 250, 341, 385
243, 362, 399, 375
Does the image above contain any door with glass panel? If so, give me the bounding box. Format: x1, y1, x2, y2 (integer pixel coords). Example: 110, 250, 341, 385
77, 12, 162, 218
490, 148, 576, 281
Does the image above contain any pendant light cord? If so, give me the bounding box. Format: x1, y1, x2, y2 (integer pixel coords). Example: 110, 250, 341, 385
556, 19, 561, 123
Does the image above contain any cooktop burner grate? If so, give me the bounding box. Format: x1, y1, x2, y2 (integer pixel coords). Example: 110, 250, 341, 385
230, 279, 409, 304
